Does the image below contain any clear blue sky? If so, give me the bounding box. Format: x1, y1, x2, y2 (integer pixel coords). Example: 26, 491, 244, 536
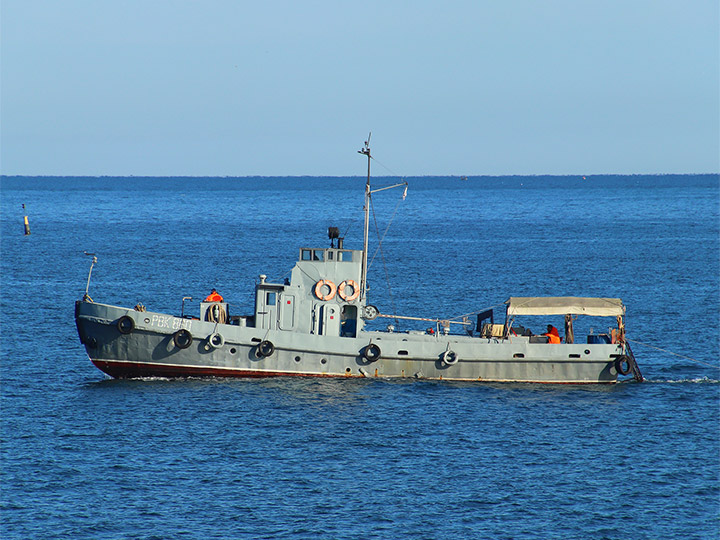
1, 1, 718, 176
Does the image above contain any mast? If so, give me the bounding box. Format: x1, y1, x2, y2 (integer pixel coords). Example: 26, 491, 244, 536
358, 135, 371, 301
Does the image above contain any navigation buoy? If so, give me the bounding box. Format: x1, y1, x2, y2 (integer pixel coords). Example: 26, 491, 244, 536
22, 204, 30, 235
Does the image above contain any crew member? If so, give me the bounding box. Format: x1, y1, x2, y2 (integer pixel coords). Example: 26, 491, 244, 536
204, 288, 224, 302
544, 324, 561, 344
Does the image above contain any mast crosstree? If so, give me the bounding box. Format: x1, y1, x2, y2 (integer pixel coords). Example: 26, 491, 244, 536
358, 135, 409, 302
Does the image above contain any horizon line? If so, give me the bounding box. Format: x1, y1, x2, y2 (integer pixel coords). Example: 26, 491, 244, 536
2, 172, 718, 179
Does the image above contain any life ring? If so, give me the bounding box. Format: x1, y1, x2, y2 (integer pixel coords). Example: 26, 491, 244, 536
173, 329, 193, 349
314, 279, 337, 301
338, 279, 360, 302
208, 332, 224, 349
258, 340, 275, 357
615, 355, 631, 375
442, 350, 459, 366
117, 315, 135, 334
363, 343, 381, 362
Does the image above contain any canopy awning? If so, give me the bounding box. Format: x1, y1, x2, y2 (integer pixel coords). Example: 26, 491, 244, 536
506, 297, 625, 317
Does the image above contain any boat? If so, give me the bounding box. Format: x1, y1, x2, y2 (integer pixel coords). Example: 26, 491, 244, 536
74, 140, 643, 383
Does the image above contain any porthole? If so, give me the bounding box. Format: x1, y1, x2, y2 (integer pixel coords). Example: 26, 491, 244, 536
398, 350, 409, 356
230, 348, 237, 354
321, 358, 327, 364
294, 356, 301, 362
345, 367, 351, 373
144, 318, 150, 324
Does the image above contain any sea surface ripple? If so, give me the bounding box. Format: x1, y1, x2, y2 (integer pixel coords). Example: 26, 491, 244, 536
1, 174, 718, 539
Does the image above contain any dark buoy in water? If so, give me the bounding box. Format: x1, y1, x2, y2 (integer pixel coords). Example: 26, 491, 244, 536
22, 204, 30, 235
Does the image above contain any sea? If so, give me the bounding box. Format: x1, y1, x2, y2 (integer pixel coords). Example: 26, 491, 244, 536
1, 174, 718, 540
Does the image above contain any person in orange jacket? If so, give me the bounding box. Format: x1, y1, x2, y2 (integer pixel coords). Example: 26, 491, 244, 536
204, 288, 224, 302
544, 324, 561, 344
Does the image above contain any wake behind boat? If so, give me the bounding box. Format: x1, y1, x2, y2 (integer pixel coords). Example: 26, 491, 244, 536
75, 141, 643, 383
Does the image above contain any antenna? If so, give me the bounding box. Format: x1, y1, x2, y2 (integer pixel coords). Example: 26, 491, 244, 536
359, 135, 372, 301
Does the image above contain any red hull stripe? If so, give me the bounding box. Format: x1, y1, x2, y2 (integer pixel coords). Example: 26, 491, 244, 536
90, 359, 612, 383
91, 359, 345, 379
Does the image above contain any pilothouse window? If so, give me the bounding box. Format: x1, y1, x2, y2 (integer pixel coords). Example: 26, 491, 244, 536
340, 305, 358, 337
266, 292, 276, 305
339, 251, 353, 262
301, 249, 312, 261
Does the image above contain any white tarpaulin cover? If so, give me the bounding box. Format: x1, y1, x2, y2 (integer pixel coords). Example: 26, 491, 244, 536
506, 297, 625, 317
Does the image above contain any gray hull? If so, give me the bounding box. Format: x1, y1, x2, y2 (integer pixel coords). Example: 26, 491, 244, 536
75, 301, 623, 383
74, 144, 643, 384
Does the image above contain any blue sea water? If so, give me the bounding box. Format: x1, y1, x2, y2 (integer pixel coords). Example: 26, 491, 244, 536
1, 174, 719, 539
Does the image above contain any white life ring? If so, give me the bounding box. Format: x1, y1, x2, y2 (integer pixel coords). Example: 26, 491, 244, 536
314, 279, 337, 301
338, 279, 359, 302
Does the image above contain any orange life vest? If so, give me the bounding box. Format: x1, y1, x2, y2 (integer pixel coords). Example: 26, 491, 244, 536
204, 292, 223, 302
545, 326, 561, 344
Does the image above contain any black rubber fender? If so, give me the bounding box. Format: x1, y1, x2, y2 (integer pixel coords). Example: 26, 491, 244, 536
257, 340, 275, 357
363, 343, 381, 362
173, 328, 193, 350
117, 315, 135, 335
615, 355, 631, 375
